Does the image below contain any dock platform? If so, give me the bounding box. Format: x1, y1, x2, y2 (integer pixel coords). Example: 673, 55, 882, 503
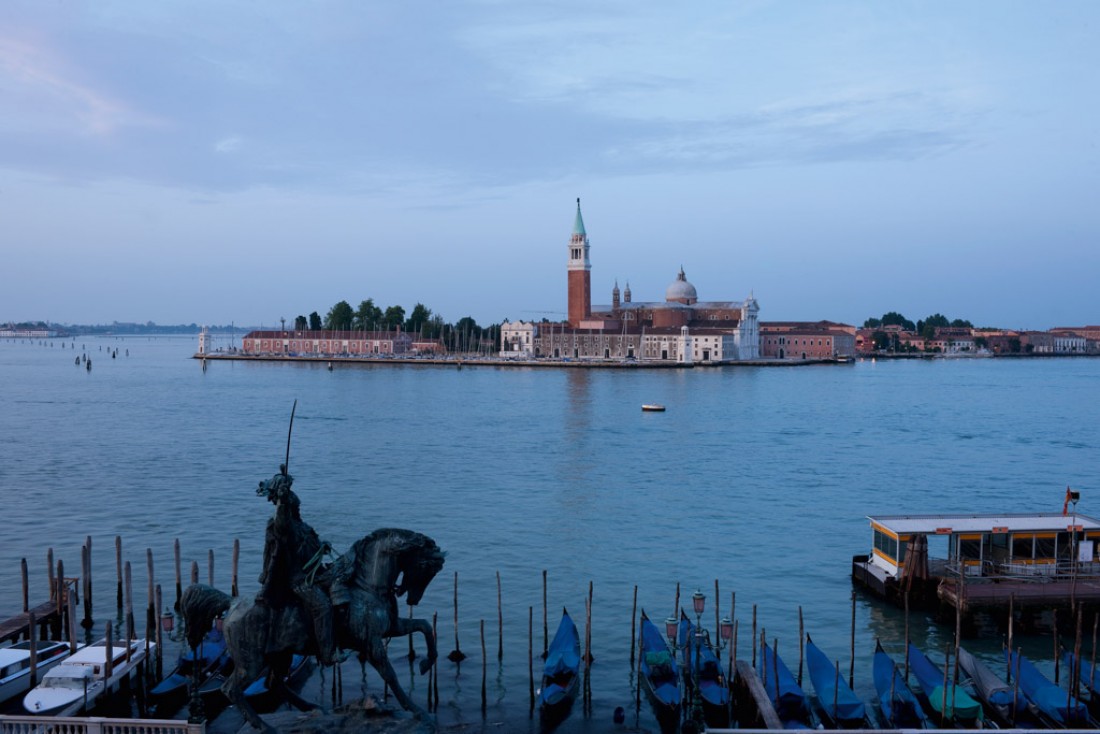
0, 578, 78, 644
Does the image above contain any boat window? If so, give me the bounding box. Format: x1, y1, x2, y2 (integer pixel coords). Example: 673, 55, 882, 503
1012, 535, 1034, 560
873, 529, 898, 560
897, 537, 908, 564
958, 537, 981, 562
1035, 535, 1056, 559
1057, 532, 1073, 559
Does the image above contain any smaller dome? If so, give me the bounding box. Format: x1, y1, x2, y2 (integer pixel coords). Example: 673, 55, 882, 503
665, 268, 698, 303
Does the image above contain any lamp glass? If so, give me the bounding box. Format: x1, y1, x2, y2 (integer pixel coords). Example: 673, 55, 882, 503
665, 616, 678, 642
692, 590, 705, 615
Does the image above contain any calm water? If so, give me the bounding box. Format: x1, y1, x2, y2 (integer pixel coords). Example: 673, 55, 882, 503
1, 336, 1098, 731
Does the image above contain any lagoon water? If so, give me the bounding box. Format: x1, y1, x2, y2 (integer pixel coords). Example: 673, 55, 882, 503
1, 335, 1098, 731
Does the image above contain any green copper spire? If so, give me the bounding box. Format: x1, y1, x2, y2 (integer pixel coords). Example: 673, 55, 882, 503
573, 197, 586, 236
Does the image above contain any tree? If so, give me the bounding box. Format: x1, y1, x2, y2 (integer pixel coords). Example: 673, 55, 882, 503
354, 299, 383, 331
919, 313, 950, 340
879, 311, 915, 331
973, 336, 988, 350
950, 318, 973, 328
383, 305, 406, 330
863, 317, 882, 328
405, 303, 432, 336
309, 311, 323, 330
294, 315, 307, 331
1008, 337, 1022, 353
325, 300, 354, 330
872, 331, 889, 351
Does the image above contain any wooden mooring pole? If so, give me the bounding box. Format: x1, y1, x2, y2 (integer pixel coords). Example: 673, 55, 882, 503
174, 539, 182, 610
146, 548, 156, 639
542, 569, 548, 659
528, 605, 534, 711
497, 571, 503, 661
21, 558, 28, 613
190, 560, 199, 585
629, 585, 637, 669
47, 548, 55, 603
849, 590, 856, 689
155, 584, 164, 680
115, 536, 123, 608
27, 613, 37, 686
82, 542, 93, 629
751, 604, 757, 668
480, 619, 487, 713
55, 559, 64, 639
447, 571, 465, 661
125, 560, 135, 643
232, 539, 240, 597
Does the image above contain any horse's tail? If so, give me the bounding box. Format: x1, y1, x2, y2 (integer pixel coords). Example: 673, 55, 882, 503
180, 583, 232, 650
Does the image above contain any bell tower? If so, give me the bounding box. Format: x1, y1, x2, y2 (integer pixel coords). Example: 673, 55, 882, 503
567, 198, 591, 326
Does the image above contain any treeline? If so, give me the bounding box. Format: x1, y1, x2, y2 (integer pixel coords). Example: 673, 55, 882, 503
297, 299, 499, 353
863, 311, 974, 339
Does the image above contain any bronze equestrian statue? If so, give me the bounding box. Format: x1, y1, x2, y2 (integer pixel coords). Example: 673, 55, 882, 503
181, 465, 445, 731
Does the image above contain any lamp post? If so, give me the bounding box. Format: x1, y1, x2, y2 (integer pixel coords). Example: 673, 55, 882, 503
1070, 490, 1081, 605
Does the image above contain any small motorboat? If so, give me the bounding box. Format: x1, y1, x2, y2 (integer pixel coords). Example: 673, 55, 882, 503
0, 640, 78, 707
538, 608, 580, 723
641, 404, 666, 412
23, 637, 153, 717
638, 610, 680, 729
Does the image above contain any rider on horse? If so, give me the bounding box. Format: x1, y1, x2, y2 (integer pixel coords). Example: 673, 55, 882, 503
256, 465, 344, 666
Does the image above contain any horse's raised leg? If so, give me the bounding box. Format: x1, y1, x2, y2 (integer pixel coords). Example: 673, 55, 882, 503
393, 617, 437, 675
266, 652, 320, 713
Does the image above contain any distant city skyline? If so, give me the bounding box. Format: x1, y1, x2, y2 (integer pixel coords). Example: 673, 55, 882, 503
1, 2, 1097, 330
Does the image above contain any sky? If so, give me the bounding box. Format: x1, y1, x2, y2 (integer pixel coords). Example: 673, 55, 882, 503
1, 1, 1097, 330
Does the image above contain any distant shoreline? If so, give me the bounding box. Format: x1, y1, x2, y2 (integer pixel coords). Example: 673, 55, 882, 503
192, 353, 849, 368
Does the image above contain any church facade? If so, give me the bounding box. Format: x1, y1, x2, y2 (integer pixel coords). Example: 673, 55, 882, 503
501, 200, 761, 363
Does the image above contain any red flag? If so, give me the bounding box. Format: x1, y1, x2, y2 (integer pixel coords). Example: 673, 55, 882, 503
1063, 486, 1072, 516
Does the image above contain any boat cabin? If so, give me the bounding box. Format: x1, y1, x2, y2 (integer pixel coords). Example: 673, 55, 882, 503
866, 512, 1100, 579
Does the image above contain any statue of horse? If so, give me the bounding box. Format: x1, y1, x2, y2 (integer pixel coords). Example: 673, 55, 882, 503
181, 528, 445, 731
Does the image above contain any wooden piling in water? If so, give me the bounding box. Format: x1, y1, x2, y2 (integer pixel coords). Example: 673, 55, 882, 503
480, 619, 487, 713
47, 549, 55, 602
174, 539, 182, 610
432, 611, 439, 710
190, 560, 199, 585
21, 558, 28, 613
714, 579, 721, 650
497, 570, 503, 661
629, 585, 637, 669
82, 544, 93, 629
115, 536, 123, 608
751, 604, 757, 668
146, 548, 155, 638
155, 584, 164, 680
208, 549, 214, 586
904, 591, 910, 681
55, 559, 64, 639
542, 569, 548, 659
67, 590, 77, 654
232, 539, 240, 597
528, 606, 534, 710
447, 570, 465, 661
798, 605, 804, 686
849, 589, 856, 689
1007, 593, 1015, 680
673, 582, 680, 620
408, 605, 415, 660
125, 560, 134, 644
1053, 609, 1060, 684
585, 580, 593, 666
85, 535, 93, 622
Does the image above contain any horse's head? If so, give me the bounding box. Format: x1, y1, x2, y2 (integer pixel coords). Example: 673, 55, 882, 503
395, 534, 446, 606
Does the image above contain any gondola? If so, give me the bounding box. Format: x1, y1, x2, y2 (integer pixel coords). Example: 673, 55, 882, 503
957, 646, 1032, 727
805, 635, 867, 728
906, 643, 982, 727
149, 627, 231, 714
1006, 647, 1088, 726
1064, 648, 1100, 717
677, 610, 730, 728
872, 640, 928, 729
241, 654, 312, 712
759, 639, 815, 728
539, 608, 580, 723
638, 610, 680, 729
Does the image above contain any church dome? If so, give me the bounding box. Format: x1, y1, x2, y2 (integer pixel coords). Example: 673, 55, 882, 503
665, 268, 698, 304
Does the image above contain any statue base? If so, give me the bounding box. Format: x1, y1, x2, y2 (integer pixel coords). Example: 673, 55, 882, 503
237, 697, 435, 734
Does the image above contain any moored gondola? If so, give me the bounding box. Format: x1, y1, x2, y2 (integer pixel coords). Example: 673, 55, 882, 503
759, 639, 816, 729
638, 611, 680, 731
678, 610, 730, 729
538, 608, 580, 724
1006, 647, 1089, 727
805, 634, 867, 728
906, 642, 983, 727
872, 640, 928, 729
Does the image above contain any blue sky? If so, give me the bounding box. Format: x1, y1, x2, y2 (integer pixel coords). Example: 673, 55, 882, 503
1, 1, 1097, 329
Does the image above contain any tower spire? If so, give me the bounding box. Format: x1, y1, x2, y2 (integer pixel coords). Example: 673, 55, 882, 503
573, 197, 586, 236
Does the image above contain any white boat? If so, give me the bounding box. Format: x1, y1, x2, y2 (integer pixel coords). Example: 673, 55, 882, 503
0, 640, 77, 706
641, 404, 666, 412
23, 637, 153, 717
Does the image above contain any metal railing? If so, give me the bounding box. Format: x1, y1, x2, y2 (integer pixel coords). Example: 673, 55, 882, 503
940, 559, 1100, 582
0, 716, 203, 734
